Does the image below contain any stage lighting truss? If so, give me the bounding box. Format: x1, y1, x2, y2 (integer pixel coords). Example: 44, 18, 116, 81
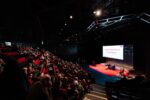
87, 14, 136, 31
138, 13, 150, 24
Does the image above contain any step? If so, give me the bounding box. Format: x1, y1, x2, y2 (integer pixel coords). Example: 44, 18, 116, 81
92, 84, 105, 89
92, 88, 106, 93
85, 93, 107, 100
90, 91, 106, 97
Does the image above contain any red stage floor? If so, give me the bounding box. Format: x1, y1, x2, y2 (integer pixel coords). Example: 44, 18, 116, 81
89, 64, 121, 76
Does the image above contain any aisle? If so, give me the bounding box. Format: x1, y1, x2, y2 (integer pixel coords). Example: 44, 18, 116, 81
83, 84, 107, 100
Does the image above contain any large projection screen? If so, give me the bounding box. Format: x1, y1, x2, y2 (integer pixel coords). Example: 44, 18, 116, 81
103, 45, 124, 60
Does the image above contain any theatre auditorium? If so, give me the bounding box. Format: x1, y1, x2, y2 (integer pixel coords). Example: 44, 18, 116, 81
0, 0, 150, 100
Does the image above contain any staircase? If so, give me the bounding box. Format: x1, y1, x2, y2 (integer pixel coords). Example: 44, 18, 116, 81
83, 84, 107, 100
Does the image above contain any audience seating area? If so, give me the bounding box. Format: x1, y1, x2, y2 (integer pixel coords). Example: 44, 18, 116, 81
0, 44, 93, 100
1, 44, 150, 100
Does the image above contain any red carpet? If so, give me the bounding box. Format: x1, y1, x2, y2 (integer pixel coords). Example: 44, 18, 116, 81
89, 64, 121, 76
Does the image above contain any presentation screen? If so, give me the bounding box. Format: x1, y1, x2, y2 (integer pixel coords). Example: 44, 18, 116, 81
103, 45, 124, 60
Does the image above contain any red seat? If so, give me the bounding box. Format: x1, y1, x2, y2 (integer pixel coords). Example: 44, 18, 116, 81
17, 57, 27, 63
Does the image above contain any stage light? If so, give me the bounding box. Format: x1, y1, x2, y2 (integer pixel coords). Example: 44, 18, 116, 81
93, 9, 102, 17
41, 41, 44, 45
69, 15, 73, 19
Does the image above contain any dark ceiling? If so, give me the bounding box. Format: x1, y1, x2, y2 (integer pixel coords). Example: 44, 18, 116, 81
0, 0, 94, 42
0, 0, 149, 43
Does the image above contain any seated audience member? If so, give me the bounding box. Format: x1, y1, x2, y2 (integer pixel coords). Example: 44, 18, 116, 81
117, 67, 129, 78
133, 74, 146, 83
26, 75, 52, 100
0, 58, 5, 74
0, 45, 93, 100
119, 67, 125, 77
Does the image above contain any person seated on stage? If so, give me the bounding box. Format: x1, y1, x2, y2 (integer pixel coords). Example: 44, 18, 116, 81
106, 64, 115, 70
111, 64, 116, 70
106, 64, 111, 69
105, 63, 111, 67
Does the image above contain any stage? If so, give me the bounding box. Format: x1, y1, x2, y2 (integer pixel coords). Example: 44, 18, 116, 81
89, 64, 128, 77
82, 64, 120, 85
89, 64, 120, 76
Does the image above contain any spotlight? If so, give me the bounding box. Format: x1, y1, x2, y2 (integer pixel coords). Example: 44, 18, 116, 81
93, 9, 102, 17
69, 15, 73, 19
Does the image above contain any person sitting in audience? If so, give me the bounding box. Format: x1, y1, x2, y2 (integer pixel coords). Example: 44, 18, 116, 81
0, 44, 93, 100
26, 75, 52, 100
118, 67, 125, 78
0, 58, 5, 74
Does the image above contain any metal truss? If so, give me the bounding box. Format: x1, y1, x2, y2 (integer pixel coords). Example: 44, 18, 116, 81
138, 13, 150, 24
86, 14, 137, 31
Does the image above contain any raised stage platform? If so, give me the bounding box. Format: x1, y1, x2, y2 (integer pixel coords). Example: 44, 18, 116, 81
89, 63, 129, 77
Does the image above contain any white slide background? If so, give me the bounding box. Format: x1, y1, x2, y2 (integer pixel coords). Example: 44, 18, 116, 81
103, 45, 124, 60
